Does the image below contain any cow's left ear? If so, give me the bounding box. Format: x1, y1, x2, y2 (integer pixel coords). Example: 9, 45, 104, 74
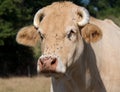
81, 24, 102, 43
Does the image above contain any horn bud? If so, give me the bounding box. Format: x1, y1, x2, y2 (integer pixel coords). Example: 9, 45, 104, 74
77, 7, 90, 26
33, 9, 44, 28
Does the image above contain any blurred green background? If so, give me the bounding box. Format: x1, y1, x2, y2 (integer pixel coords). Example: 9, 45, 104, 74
0, 0, 120, 77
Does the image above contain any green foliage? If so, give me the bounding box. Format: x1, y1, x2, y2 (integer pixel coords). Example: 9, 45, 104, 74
0, 0, 43, 76
0, 0, 29, 45
0, 0, 45, 46
96, 7, 120, 26
87, 0, 120, 26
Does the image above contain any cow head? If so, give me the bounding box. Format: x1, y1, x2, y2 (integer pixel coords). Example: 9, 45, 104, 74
16, 2, 102, 77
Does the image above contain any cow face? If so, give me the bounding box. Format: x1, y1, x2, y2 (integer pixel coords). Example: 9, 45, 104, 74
16, 2, 102, 77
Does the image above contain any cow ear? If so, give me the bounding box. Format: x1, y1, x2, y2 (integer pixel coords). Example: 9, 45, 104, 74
81, 24, 102, 43
16, 25, 40, 47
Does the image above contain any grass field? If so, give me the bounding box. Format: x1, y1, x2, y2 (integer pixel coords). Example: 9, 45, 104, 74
0, 76, 50, 92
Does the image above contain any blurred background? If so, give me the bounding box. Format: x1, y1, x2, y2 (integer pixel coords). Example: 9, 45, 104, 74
0, 0, 120, 91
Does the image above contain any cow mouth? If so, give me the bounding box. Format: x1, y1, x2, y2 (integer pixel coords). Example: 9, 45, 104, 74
38, 70, 64, 78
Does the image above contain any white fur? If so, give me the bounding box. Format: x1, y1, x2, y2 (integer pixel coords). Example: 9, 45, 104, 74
33, 9, 44, 28
56, 57, 66, 73
78, 7, 90, 26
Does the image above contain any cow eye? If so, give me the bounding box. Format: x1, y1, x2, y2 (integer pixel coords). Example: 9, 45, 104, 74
38, 31, 44, 40
67, 29, 75, 40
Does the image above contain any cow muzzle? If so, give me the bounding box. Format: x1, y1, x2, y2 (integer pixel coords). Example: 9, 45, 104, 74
37, 55, 66, 77
37, 55, 57, 72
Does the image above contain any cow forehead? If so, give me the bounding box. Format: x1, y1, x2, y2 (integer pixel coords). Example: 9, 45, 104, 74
39, 2, 79, 34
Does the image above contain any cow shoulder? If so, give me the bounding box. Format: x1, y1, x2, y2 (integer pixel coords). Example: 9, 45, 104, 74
16, 25, 40, 47
104, 19, 120, 30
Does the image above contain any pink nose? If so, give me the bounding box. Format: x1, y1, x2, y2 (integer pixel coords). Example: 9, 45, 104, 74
38, 56, 58, 72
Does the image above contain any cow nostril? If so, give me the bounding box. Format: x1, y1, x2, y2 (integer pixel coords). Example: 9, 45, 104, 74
51, 58, 56, 65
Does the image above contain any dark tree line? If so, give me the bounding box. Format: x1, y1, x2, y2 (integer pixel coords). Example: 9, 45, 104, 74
0, 0, 43, 77
0, 0, 120, 77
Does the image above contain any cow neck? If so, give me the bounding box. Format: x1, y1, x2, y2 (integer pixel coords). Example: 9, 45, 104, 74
51, 41, 106, 92
51, 41, 88, 92
83, 41, 106, 92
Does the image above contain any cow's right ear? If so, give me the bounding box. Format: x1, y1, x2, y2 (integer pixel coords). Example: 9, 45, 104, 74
16, 25, 40, 47
81, 24, 102, 43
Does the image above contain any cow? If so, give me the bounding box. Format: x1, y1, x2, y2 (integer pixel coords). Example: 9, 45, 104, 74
16, 1, 120, 92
